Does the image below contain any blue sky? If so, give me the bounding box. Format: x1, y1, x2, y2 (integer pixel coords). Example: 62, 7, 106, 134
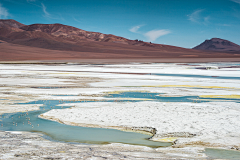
0, 0, 240, 48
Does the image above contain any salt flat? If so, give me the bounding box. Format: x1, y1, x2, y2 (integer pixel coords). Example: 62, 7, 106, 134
1, 62, 240, 159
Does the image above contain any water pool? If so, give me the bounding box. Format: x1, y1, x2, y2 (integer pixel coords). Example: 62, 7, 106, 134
205, 148, 240, 160
0, 99, 171, 148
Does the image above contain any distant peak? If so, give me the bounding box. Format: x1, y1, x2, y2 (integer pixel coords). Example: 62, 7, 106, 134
209, 38, 227, 42
193, 38, 240, 52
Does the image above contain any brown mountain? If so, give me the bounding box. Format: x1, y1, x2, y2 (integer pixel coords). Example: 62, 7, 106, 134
0, 19, 240, 62
193, 38, 240, 52
0, 19, 187, 51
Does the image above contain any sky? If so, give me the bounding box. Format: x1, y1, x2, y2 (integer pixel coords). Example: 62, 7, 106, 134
0, 0, 240, 48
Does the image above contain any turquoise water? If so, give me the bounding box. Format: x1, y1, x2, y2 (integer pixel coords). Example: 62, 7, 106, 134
106, 92, 240, 103
153, 73, 240, 80
53, 95, 78, 96
31, 87, 67, 89
0, 99, 171, 147
205, 148, 240, 160
1, 92, 240, 148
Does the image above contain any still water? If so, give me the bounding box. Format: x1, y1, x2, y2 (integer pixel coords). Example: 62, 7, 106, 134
0, 99, 171, 147
1, 92, 240, 148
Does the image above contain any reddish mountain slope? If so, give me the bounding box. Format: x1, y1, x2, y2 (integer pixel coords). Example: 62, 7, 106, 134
0, 19, 240, 61
0, 19, 193, 52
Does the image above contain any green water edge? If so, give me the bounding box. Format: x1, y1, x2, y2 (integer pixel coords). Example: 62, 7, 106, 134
204, 148, 240, 160
0, 91, 240, 158
0, 98, 171, 148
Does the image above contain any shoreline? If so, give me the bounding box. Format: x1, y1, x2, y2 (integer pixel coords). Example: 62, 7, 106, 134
39, 113, 156, 136
40, 101, 240, 150
0, 130, 209, 159
1, 57, 240, 64
1, 62, 240, 159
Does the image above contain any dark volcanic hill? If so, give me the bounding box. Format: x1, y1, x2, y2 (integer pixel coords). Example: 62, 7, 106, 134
193, 38, 240, 52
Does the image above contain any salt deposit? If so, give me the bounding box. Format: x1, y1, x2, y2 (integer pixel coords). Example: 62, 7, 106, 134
1, 62, 240, 158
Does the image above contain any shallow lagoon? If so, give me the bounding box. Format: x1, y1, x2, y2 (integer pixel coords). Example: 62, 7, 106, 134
0, 99, 171, 148
106, 92, 240, 103
1, 63, 240, 159
153, 73, 240, 80
1, 92, 240, 148
205, 148, 240, 160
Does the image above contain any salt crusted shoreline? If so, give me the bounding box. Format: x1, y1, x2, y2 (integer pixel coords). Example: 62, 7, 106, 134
40, 101, 240, 149
0, 131, 208, 159
1, 63, 240, 159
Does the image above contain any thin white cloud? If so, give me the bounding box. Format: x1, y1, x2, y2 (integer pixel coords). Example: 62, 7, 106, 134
0, 3, 9, 19
27, 0, 36, 2
231, 0, 240, 4
40, 3, 63, 20
203, 16, 210, 25
129, 25, 143, 33
188, 9, 204, 23
144, 29, 171, 42
222, 24, 231, 26
73, 17, 81, 23
41, 3, 50, 17
188, 9, 210, 25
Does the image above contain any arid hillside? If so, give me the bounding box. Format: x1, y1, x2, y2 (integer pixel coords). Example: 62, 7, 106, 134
0, 19, 240, 62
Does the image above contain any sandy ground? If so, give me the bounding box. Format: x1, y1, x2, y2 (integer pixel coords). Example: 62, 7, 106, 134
1, 62, 240, 159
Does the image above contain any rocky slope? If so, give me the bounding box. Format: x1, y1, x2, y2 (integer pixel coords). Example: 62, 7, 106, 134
0, 19, 195, 53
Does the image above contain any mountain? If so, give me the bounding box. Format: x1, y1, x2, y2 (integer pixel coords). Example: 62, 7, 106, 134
193, 38, 240, 52
0, 19, 170, 50
0, 19, 199, 52
0, 19, 25, 29
0, 19, 240, 61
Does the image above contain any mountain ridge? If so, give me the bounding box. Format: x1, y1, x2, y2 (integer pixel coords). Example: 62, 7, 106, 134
0, 19, 240, 61
0, 19, 190, 51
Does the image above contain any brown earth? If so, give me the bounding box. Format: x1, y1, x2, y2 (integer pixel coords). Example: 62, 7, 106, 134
1, 40, 240, 63
0, 19, 240, 63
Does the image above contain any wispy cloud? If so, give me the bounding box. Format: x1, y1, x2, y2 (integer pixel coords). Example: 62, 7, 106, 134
40, 3, 64, 20
188, 9, 204, 23
73, 17, 82, 23
0, 3, 9, 19
188, 9, 210, 25
218, 24, 232, 27
129, 25, 171, 42
27, 0, 36, 2
129, 25, 144, 33
144, 29, 171, 42
204, 16, 210, 24
41, 3, 50, 17
231, 0, 240, 4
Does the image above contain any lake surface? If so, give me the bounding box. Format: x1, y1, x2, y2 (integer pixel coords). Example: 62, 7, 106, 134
205, 148, 240, 160
0, 98, 171, 148
1, 91, 240, 150
106, 92, 240, 103
153, 73, 240, 80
